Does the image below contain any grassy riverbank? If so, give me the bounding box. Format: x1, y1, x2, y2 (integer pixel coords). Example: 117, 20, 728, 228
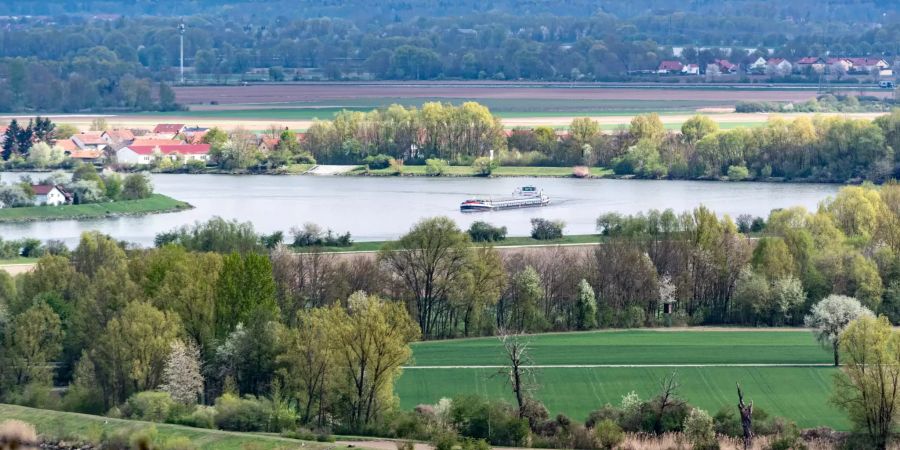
0, 194, 191, 223
349, 165, 614, 177
0, 404, 335, 450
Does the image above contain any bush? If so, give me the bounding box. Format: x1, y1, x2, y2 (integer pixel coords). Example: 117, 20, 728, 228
172, 405, 217, 429
530, 218, 564, 240
449, 395, 530, 446
389, 158, 404, 175
726, 165, 750, 181
683, 408, 718, 450
472, 157, 497, 176
121, 172, 154, 200
425, 158, 449, 176
468, 221, 507, 242
213, 394, 271, 432
572, 166, 590, 178
593, 419, 624, 450
122, 391, 176, 422
363, 154, 392, 169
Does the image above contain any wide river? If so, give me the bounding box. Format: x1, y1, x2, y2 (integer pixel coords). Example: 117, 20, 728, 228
0, 174, 840, 247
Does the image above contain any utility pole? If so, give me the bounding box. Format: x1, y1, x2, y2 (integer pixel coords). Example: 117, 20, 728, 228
179, 21, 186, 84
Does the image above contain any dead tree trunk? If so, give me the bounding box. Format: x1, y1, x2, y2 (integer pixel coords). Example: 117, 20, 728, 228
498, 327, 532, 418
737, 383, 753, 450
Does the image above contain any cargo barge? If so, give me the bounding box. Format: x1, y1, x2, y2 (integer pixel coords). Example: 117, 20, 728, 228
460, 186, 550, 212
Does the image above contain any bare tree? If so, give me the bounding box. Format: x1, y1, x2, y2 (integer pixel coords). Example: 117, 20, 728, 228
653, 372, 684, 434
497, 327, 535, 418
737, 383, 753, 449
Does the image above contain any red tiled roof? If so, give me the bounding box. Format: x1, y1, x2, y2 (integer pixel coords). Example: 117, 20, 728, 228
31, 184, 62, 195
658, 60, 683, 71
846, 57, 886, 66
124, 144, 211, 155
796, 57, 821, 64
68, 149, 104, 159
56, 139, 78, 151
129, 139, 183, 147
767, 58, 786, 65
152, 123, 185, 134
715, 59, 736, 70
103, 129, 135, 141
73, 132, 106, 145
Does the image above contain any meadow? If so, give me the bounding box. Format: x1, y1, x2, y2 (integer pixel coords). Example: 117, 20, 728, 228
0, 194, 191, 223
0, 404, 334, 450
395, 329, 846, 429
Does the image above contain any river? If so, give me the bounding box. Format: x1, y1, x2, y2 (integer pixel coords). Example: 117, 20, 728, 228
0, 173, 840, 247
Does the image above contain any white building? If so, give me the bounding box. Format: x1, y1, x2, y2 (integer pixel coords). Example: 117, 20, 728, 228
116, 144, 211, 165
32, 185, 69, 206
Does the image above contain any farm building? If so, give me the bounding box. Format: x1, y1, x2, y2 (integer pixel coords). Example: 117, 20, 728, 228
31, 184, 71, 206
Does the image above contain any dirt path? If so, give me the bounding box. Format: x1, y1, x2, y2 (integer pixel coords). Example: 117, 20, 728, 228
0, 263, 36, 275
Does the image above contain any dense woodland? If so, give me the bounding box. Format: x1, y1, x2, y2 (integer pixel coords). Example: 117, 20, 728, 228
0, 182, 898, 447
5, 1, 900, 111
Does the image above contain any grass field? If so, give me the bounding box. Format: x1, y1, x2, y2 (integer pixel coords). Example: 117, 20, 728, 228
350, 165, 613, 177
0, 194, 191, 222
395, 329, 847, 430
0, 404, 333, 450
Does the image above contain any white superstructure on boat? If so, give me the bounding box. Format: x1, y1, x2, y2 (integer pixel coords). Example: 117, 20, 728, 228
460, 186, 550, 212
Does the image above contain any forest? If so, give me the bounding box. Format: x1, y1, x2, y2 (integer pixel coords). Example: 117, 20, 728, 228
4, 0, 900, 111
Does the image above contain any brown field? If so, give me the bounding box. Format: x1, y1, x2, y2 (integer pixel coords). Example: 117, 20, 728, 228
11, 111, 886, 133
172, 82, 857, 105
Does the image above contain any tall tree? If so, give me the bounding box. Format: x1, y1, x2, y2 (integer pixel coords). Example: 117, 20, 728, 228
805, 295, 873, 366
379, 217, 472, 338
215, 252, 278, 340
1, 303, 62, 392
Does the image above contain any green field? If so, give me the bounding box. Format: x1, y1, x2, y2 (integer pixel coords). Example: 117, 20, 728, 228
0, 194, 191, 222
0, 404, 333, 450
395, 330, 847, 430
350, 165, 613, 178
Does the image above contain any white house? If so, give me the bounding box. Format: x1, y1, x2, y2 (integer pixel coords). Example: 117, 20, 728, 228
748, 57, 767, 73
681, 64, 700, 75
71, 132, 109, 153
32, 185, 70, 206
116, 144, 211, 165
765, 58, 793, 77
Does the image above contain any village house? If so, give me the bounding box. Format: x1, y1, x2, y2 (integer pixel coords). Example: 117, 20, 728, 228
765, 58, 793, 76
258, 136, 280, 152
846, 57, 890, 73
31, 184, 70, 206
71, 132, 108, 153
748, 57, 768, 73
714, 59, 738, 74
681, 64, 700, 75
101, 129, 135, 146
116, 144, 211, 165
827, 57, 853, 74
152, 123, 186, 139
657, 60, 683, 74
795, 57, 826, 73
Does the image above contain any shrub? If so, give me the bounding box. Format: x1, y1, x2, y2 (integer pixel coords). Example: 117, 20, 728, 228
683, 408, 718, 450
425, 158, 449, 176
726, 165, 750, 181
468, 221, 508, 242
449, 395, 530, 446
213, 394, 271, 432
172, 405, 217, 429
572, 166, 590, 178
472, 157, 497, 176
363, 154, 392, 169
389, 158, 404, 175
530, 218, 564, 240
122, 172, 154, 199
593, 419, 624, 450
122, 391, 176, 422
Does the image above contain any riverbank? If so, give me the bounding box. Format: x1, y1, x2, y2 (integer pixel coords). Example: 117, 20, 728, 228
0, 194, 192, 223
348, 165, 615, 178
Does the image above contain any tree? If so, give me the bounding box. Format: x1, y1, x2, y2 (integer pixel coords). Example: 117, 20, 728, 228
1, 303, 62, 393
379, 217, 471, 339
86, 301, 182, 407
681, 115, 719, 145
159, 339, 203, 405
328, 292, 420, 430
214, 252, 278, 340
121, 172, 153, 200
737, 384, 753, 449
498, 328, 534, 419
569, 117, 600, 144
683, 408, 717, 450
629, 113, 666, 146
158, 83, 177, 111
2, 119, 21, 160
832, 315, 900, 449
575, 279, 598, 330
277, 307, 332, 425
805, 295, 873, 366
89, 118, 108, 132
